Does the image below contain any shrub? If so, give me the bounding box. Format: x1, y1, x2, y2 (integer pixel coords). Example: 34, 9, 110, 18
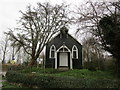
6, 71, 54, 88
6, 71, 120, 88
84, 61, 97, 71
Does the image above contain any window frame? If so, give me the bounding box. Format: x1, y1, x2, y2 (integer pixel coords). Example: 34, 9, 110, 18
49, 45, 56, 58
72, 45, 78, 59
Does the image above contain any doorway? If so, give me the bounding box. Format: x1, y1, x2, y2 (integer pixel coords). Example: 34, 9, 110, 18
59, 52, 68, 66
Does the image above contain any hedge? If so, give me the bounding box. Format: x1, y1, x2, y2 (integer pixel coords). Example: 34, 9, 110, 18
6, 71, 120, 88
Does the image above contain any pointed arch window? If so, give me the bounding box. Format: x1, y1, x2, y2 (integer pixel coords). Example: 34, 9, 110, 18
72, 45, 78, 59
50, 45, 56, 58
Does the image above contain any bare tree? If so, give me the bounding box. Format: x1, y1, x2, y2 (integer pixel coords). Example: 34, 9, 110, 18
82, 37, 105, 70
76, 1, 120, 71
0, 35, 9, 64
75, 1, 117, 61
75, 1, 116, 44
6, 2, 70, 66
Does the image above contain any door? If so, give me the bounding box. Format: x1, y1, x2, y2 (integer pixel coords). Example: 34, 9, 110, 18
59, 52, 68, 66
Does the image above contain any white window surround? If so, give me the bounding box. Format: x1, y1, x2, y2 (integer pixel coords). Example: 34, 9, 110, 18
72, 45, 78, 59
49, 45, 56, 58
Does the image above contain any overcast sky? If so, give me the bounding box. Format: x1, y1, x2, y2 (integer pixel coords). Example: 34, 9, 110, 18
0, 0, 117, 39
0, 0, 86, 39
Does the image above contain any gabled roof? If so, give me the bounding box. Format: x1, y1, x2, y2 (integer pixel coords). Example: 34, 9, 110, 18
67, 33, 82, 46
47, 31, 82, 46
46, 32, 61, 44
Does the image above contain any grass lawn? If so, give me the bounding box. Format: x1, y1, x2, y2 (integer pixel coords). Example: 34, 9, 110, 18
54, 69, 119, 80
19, 67, 119, 80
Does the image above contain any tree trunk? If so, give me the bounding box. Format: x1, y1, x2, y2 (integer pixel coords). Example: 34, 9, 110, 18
28, 56, 38, 67
29, 58, 35, 67
2, 51, 6, 64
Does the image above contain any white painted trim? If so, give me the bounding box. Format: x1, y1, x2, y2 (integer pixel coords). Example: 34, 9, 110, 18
55, 52, 57, 69
49, 45, 56, 58
70, 52, 73, 69
55, 45, 73, 69
72, 45, 78, 59
56, 45, 71, 52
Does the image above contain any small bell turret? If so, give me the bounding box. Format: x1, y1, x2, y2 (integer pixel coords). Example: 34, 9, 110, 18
60, 26, 68, 38
60, 26, 68, 34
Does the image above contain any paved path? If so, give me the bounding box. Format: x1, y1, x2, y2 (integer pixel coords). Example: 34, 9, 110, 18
0, 81, 2, 90
1, 72, 6, 77
0, 73, 2, 90
0, 80, 2, 90
0, 72, 7, 89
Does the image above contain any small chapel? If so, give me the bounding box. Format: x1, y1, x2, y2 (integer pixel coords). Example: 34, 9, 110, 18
45, 27, 82, 69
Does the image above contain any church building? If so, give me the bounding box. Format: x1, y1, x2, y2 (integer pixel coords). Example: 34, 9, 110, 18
45, 27, 82, 69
